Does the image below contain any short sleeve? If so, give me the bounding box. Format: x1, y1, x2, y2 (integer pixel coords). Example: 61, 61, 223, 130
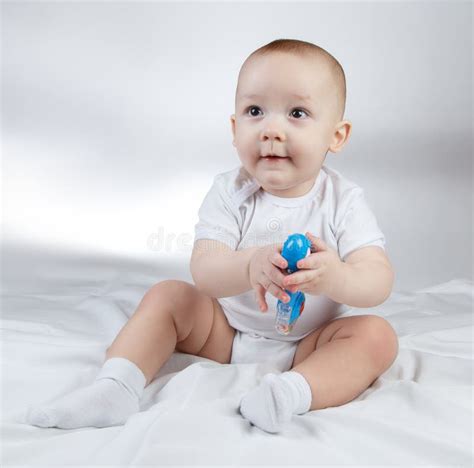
194, 176, 242, 250
335, 188, 386, 262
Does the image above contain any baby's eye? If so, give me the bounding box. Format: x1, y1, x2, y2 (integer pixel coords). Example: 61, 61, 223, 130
246, 106, 262, 117
245, 106, 308, 119
291, 108, 308, 119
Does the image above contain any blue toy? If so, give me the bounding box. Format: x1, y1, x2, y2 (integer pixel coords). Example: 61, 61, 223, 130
275, 233, 312, 335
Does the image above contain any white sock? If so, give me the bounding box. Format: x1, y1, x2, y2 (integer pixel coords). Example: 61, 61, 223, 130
239, 371, 312, 433
25, 357, 147, 429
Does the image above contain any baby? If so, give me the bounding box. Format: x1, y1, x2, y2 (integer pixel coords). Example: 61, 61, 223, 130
25, 38, 398, 434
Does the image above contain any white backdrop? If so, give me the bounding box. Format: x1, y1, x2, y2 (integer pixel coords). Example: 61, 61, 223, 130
3, 1, 472, 292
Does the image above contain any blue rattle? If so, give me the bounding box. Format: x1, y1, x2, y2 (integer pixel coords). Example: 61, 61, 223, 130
275, 233, 312, 335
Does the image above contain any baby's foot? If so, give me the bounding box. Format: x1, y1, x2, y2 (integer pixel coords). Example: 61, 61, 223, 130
239, 373, 291, 433
239, 371, 312, 433
25, 378, 140, 429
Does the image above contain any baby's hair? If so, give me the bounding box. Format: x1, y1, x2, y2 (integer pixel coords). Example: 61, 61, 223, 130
238, 38, 346, 121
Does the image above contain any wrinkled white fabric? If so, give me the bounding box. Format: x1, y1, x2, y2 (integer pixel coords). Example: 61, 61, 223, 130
2, 244, 471, 466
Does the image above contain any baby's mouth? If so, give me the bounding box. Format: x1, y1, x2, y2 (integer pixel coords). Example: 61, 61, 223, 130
260, 155, 290, 162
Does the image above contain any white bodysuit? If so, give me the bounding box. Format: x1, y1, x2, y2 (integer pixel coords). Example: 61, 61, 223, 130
194, 164, 386, 343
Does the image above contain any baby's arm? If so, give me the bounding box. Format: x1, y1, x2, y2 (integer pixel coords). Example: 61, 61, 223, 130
333, 246, 394, 308
191, 239, 259, 298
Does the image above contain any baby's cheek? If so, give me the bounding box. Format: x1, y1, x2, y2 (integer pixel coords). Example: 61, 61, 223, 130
237, 152, 257, 170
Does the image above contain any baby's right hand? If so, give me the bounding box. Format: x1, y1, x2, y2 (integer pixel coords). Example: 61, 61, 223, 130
248, 243, 292, 312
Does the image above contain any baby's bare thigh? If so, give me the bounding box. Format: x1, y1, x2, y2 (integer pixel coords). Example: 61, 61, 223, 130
170, 281, 236, 364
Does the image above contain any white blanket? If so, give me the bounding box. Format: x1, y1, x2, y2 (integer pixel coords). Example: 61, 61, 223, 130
1, 245, 472, 466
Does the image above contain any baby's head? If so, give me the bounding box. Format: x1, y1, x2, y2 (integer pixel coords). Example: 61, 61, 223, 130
230, 39, 352, 198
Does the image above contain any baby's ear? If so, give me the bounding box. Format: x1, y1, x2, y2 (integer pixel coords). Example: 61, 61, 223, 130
230, 114, 236, 145
328, 120, 352, 153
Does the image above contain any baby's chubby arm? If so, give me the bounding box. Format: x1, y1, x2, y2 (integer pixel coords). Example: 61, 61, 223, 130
191, 239, 259, 298
335, 246, 395, 308
191, 239, 290, 304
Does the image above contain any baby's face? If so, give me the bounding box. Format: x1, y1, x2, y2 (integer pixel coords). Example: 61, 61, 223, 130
231, 52, 350, 197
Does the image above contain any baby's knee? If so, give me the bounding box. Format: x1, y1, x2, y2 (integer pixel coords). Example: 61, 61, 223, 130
145, 280, 199, 311
363, 316, 399, 369
148, 279, 190, 296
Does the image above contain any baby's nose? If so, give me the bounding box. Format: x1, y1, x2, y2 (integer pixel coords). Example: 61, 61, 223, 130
260, 126, 286, 142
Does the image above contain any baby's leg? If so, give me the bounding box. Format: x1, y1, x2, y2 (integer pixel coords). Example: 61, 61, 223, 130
25, 280, 236, 429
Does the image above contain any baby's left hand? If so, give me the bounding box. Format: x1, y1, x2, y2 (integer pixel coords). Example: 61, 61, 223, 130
282, 232, 345, 298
